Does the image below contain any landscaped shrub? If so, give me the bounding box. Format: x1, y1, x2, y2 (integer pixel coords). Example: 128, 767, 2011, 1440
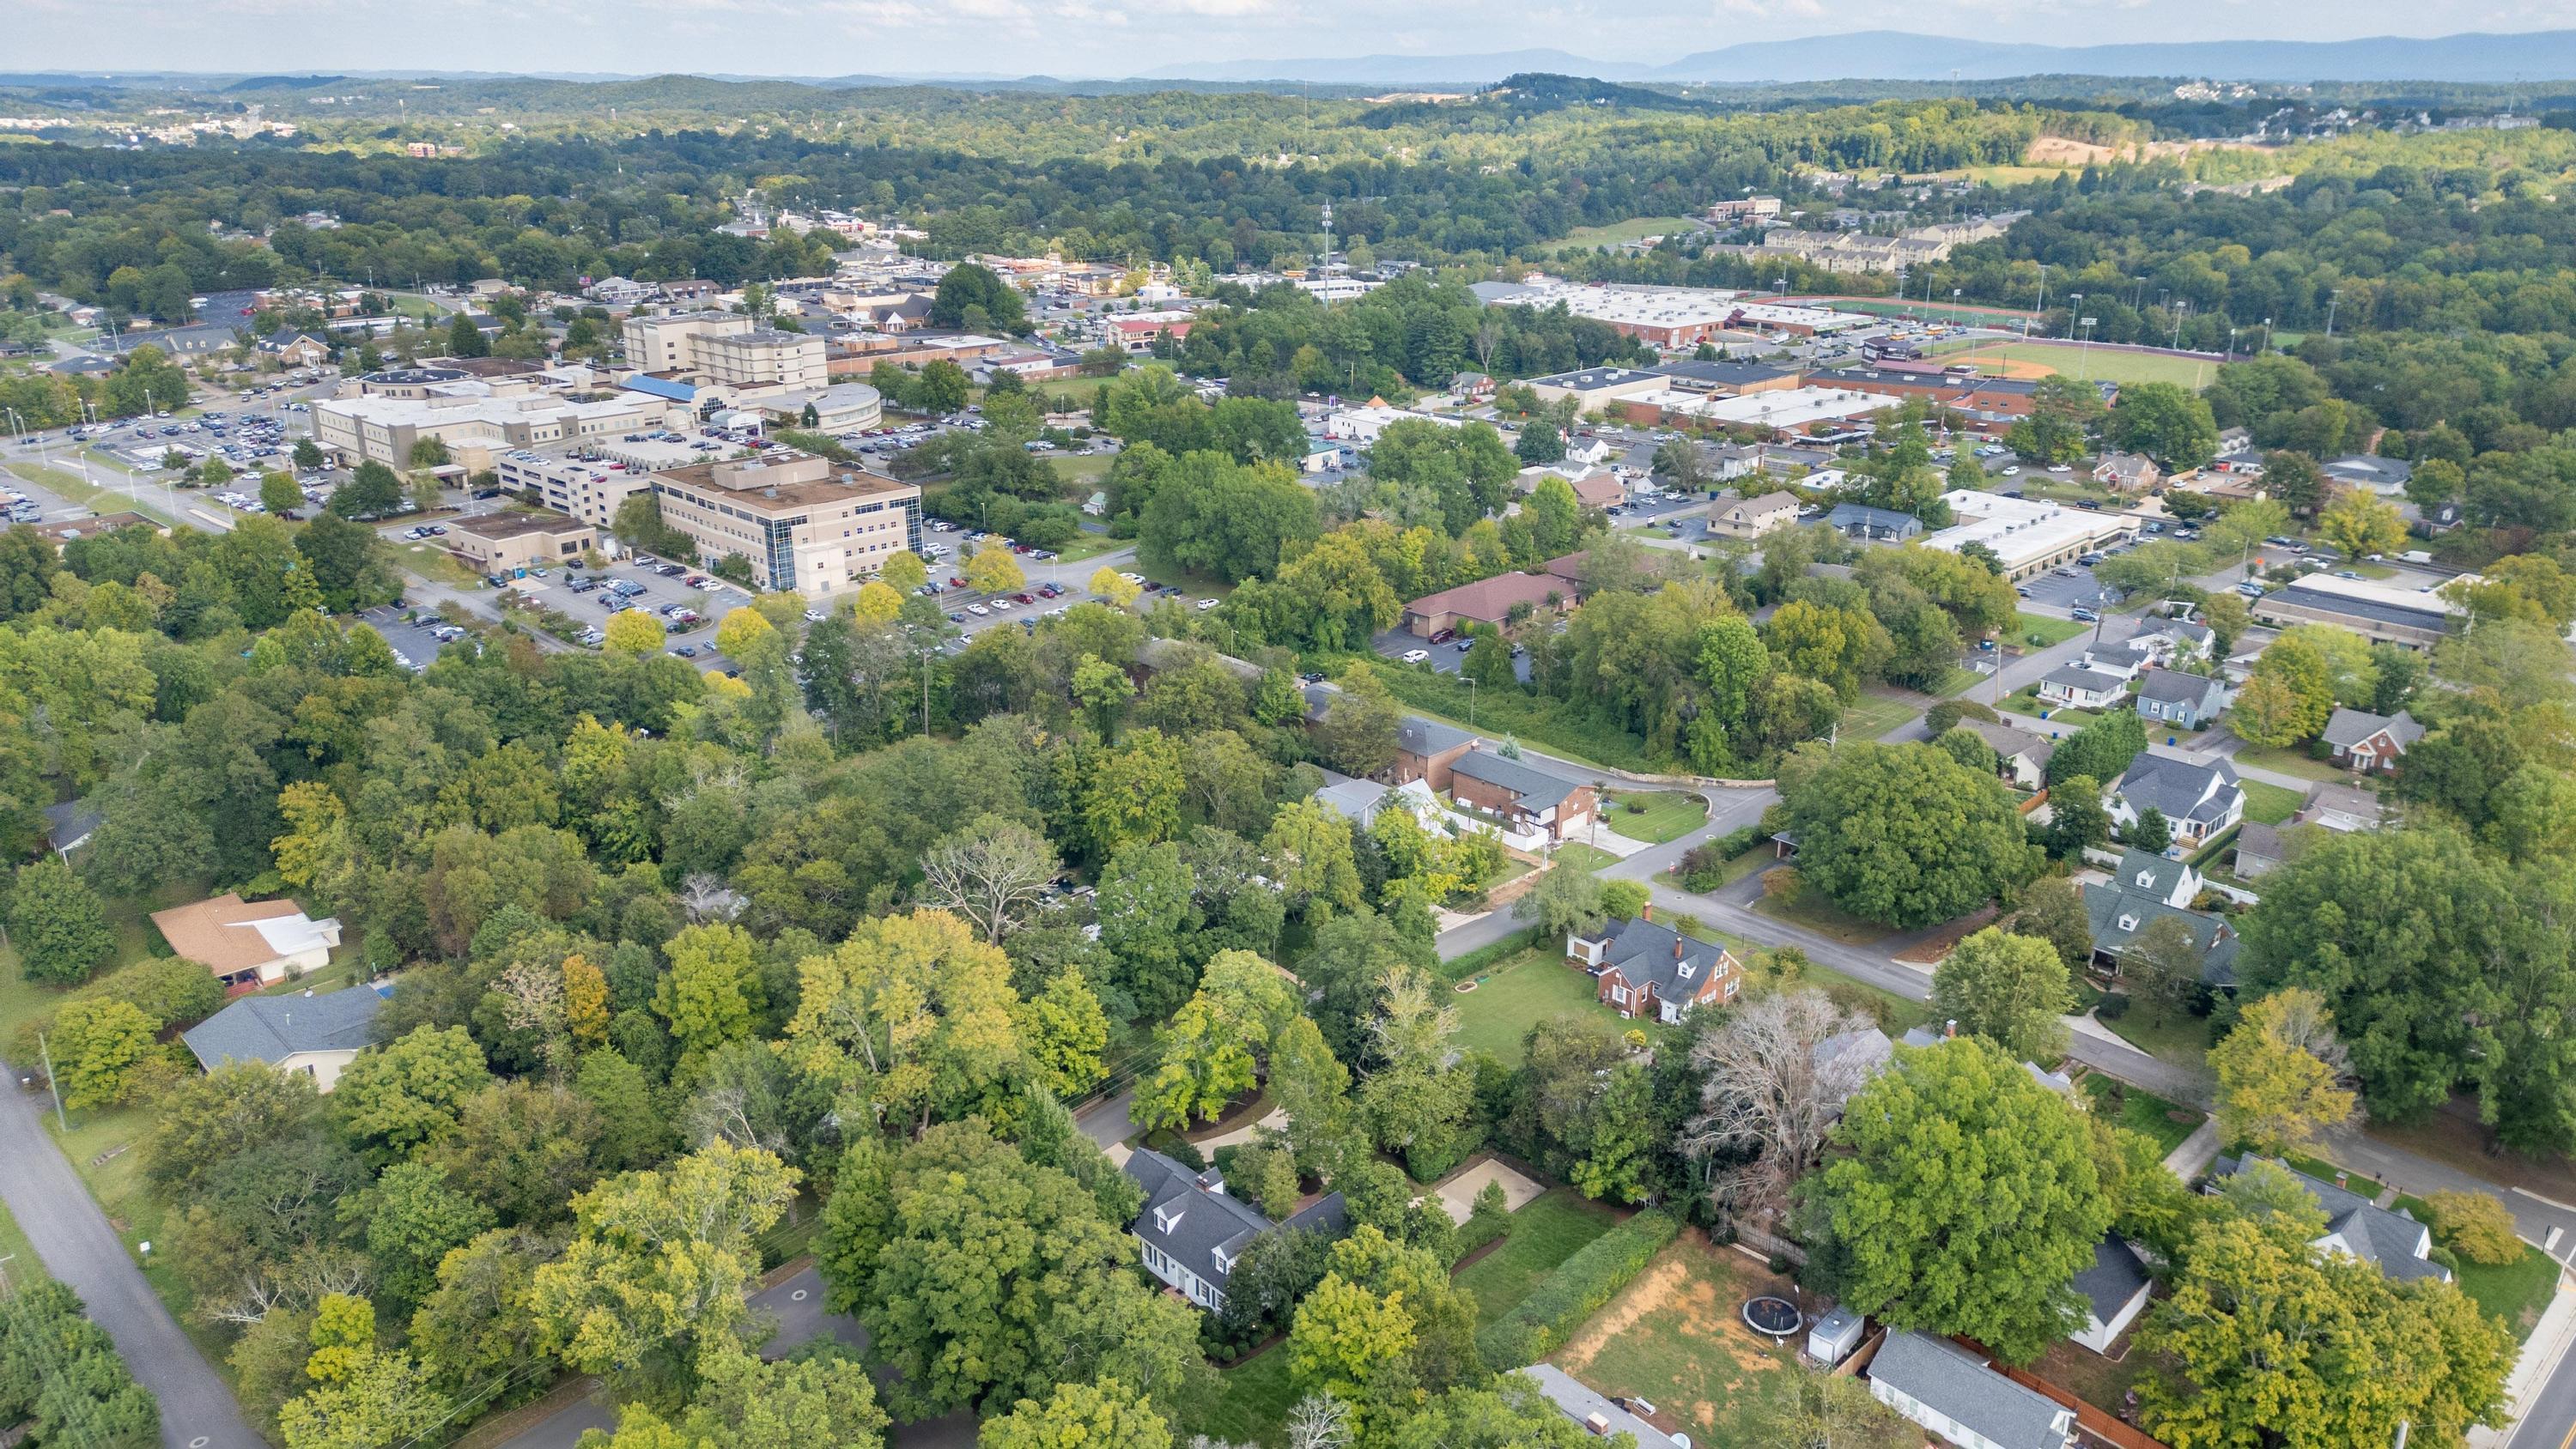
2094, 991, 2133, 1020
1451, 1180, 1515, 1264
1474, 1208, 1680, 1367
2422, 1189, 2525, 1266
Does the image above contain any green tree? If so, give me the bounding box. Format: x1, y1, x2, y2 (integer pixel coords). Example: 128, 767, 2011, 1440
1778, 743, 2039, 929
2012, 877, 2093, 970
2210, 988, 2357, 1157
915, 360, 972, 415
1930, 927, 2074, 1063
2127, 805, 2172, 853
260, 470, 305, 516
2318, 491, 2407, 561
348, 1160, 496, 1316
10, 856, 115, 985
977, 1378, 1170, 1449
2107, 381, 2220, 471
1515, 862, 1606, 939
1814, 1034, 2111, 1364
1514, 421, 1564, 464
49, 997, 157, 1108
294, 439, 325, 471
328, 462, 404, 520
330, 1025, 494, 1157
652, 923, 762, 1076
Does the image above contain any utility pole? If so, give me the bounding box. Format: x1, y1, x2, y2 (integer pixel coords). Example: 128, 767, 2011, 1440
36, 1029, 64, 1132
2324, 289, 2344, 339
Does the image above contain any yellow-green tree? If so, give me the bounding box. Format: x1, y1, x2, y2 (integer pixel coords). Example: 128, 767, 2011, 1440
652, 923, 762, 1077
1286, 1274, 1415, 1429
853, 580, 903, 623
1017, 966, 1109, 1099
780, 908, 1026, 1131
967, 545, 1026, 595
880, 550, 928, 595
603, 609, 663, 656
2317, 491, 2407, 561
52, 997, 157, 1108
563, 953, 610, 1050
977, 1378, 1170, 1449
1088, 567, 1142, 608
2210, 988, 2357, 1156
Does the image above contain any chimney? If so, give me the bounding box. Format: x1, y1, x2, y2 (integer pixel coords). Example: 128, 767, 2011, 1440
1944, 1019, 1958, 1039
1640, 902, 1652, 923
1674, 937, 1685, 960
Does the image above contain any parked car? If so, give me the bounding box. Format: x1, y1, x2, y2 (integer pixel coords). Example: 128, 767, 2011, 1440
1400, 649, 1431, 664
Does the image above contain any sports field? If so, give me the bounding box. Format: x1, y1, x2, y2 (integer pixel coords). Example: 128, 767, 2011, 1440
1929, 339, 2220, 390
1548, 215, 1702, 249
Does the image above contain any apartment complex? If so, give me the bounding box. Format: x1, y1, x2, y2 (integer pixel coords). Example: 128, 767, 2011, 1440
622, 310, 829, 391
647, 452, 922, 596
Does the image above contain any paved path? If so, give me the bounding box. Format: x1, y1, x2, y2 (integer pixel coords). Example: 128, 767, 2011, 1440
0, 1070, 264, 1449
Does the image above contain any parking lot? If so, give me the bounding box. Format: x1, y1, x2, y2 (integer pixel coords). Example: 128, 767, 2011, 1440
1368, 625, 1537, 683
2015, 563, 2121, 615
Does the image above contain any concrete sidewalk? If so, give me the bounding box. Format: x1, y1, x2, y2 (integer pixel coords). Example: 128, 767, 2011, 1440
2480, 1267, 2576, 1449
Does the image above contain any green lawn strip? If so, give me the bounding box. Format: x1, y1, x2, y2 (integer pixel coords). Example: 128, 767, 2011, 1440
1451, 948, 1619, 1064
2079, 1074, 2205, 1155
1834, 692, 1918, 741
1749, 885, 1891, 947
2387, 1210, 2567, 1343
1453, 1188, 1623, 1327
1205, 1346, 1296, 1448
1599, 790, 1708, 845
1995, 688, 2102, 731
2099, 1004, 2215, 1068
1048, 531, 1122, 563
6, 462, 179, 529
46, 1100, 240, 1375
2240, 779, 2306, 827
1550, 842, 1620, 874
1439, 927, 1544, 984
2229, 742, 2363, 785
2285, 1153, 2383, 1197
1358, 665, 1651, 773
0, 1195, 46, 1286
1806, 964, 1935, 1034
2015, 611, 2090, 647
1546, 216, 1701, 249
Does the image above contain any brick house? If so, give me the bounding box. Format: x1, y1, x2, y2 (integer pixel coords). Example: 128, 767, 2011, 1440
1449, 747, 1595, 842
2320, 707, 2423, 775
1566, 907, 1743, 1024
1400, 571, 1570, 639
1389, 716, 1479, 791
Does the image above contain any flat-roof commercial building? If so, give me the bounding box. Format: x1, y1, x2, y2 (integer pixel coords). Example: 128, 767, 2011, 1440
2251, 573, 2464, 649
647, 452, 922, 597
1474, 282, 1754, 349
313, 390, 672, 470
1923, 489, 2138, 580
622, 310, 829, 391
1657, 385, 1901, 437
1521, 366, 1674, 409
447, 511, 598, 574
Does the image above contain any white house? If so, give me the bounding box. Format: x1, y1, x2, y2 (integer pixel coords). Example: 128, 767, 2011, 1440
2069, 1233, 2154, 1354
151, 894, 343, 987
180, 985, 386, 1093
1121, 1149, 1348, 1313
2107, 755, 2246, 850
2034, 663, 2127, 711
1869, 1331, 2078, 1449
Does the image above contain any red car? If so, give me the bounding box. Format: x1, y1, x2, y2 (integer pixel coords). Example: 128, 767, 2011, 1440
1012, 592, 1036, 604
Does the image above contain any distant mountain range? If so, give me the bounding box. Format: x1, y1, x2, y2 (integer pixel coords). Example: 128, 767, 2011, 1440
1139, 28, 2576, 86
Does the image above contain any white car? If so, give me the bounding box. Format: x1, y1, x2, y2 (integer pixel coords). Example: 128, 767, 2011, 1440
2002, 466, 2021, 476
1119, 571, 1145, 585
1196, 598, 1219, 611
967, 603, 990, 618
1401, 648, 1431, 664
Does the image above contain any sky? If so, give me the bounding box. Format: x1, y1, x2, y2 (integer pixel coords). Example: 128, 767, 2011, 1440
10, 0, 2576, 80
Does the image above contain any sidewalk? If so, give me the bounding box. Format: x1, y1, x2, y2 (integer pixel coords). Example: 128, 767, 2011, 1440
2161, 1118, 2221, 1180
2475, 1269, 2576, 1449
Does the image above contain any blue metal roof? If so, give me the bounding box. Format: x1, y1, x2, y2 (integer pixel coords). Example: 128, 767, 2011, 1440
621, 374, 696, 402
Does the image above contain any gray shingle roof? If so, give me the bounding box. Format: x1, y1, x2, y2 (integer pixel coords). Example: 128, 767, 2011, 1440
2211, 1156, 2447, 1282
1826, 503, 1922, 538
1514, 1365, 1687, 1449
2136, 668, 2221, 707
2040, 664, 2124, 696
1870, 1331, 2074, 1449
1398, 716, 1477, 758
1583, 914, 1735, 1004
181, 985, 386, 1070
2321, 707, 2423, 751
2115, 755, 2243, 825
2084, 880, 2239, 985
1123, 1149, 1347, 1300
1960, 718, 2051, 764
2073, 1231, 2151, 1325
1449, 748, 1584, 810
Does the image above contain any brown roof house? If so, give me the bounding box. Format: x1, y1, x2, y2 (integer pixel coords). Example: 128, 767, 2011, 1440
1400, 571, 1570, 639
153, 894, 343, 987
1706, 488, 1802, 539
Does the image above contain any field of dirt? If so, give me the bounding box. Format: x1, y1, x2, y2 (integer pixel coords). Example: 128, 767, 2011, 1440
1555, 1234, 1798, 1435
2027, 135, 2270, 167
1941, 349, 2059, 380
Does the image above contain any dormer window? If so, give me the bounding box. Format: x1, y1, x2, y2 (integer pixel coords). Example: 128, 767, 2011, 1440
1677, 961, 1696, 980
1212, 1247, 1234, 1276
2117, 913, 2139, 933
1153, 1204, 1182, 1234
2136, 870, 2155, 888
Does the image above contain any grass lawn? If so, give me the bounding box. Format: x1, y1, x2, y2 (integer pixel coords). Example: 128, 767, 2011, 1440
1552, 1234, 1801, 1445
1600, 791, 1708, 845
2229, 742, 2360, 785
2287, 1153, 2384, 1197
1045, 452, 1115, 490
1455, 1188, 1624, 1326
1047, 531, 1122, 564
398, 541, 487, 589
1809, 966, 1935, 1034
6, 463, 179, 530
1551, 841, 1621, 873
2016, 611, 2090, 647
1996, 688, 2102, 732
2241, 779, 2306, 827
1834, 691, 1919, 741
2101, 1004, 2215, 1068
1546, 216, 1702, 249
2081, 1074, 2206, 1155
1204, 1348, 1296, 1448
45, 1100, 237, 1371
2030, 1334, 2172, 1419
2444, 1240, 2563, 1342
0, 1195, 44, 1286
1940, 340, 2217, 391
1749, 882, 1891, 946
1452, 948, 1626, 1064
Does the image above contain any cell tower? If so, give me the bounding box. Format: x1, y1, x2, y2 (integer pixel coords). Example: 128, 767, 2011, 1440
1320, 196, 1334, 273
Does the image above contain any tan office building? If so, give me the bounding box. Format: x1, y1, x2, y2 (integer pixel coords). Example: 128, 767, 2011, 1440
446, 511, 598, 573
648, 453, 921, 597
622, 310, 829, 391
312, 391, 669, 470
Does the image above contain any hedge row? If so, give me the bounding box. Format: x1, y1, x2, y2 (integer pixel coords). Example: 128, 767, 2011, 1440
1474, 1208, 1680, 1367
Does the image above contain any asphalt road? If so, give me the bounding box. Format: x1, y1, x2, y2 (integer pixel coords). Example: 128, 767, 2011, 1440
0, 1068, 264, 1449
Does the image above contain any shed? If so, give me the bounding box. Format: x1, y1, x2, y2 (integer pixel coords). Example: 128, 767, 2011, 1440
1808, 1303, 1866, 1365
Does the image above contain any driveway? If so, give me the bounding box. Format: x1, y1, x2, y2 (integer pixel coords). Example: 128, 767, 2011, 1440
0, 1068, 264, 1449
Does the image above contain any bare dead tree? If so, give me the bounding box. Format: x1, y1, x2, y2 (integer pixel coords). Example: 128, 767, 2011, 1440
1681, 987, 1878, 1221
917, 818, 1061, 943
680, 872, 748, 924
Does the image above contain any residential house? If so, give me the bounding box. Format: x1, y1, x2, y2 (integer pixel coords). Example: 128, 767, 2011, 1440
2232, 821, 2292, 879
2236, 784, 2385, 878
2070, 1232, 2154, 1355
2305, 782, 2385, 834
1868, 1331, 2079, 1449
2092, 452, 2161, 492
1515, 1366, 1689, 1449
2034, 664, 2127, 712
1810, 1025, 1895, 1112
1561, 468, 1627, 511
2134, 668, 2229, 731
180, 985, 386, 1092
259, 330, 333, 367
1449, 747, 1596, 843
2135, 615, 2216, 663
151, 894, 344, 987
2084, 850, 2240, 987
1390, 716, 1479, 791
1825, 502, 1922, 542
1565, 907, 1744, 1024
1400, 571, 1569, 639
2107, 755, 2245, 850
2209, 1156, 2450, 1282
2320, 707, 2423, 774
1123, 1149, 1350, 1313
2079, 639, 2154, 679
1706, 488, 1802, 539
1957, 718, 2054, 789
2324, 454, 2413, 495
1314, 779, 1395, 827
1449, 371, 1497, 401
1563, 436, 1613, 468
41, 797, 101, 858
